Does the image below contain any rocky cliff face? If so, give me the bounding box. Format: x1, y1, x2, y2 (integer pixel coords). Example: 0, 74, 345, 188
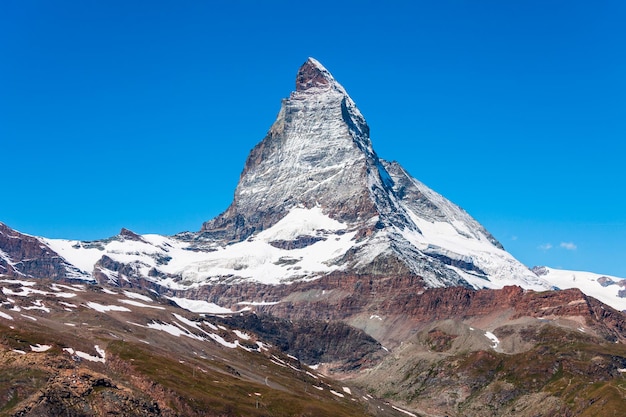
170, 272, 626, 349
200, 58, 384, 242
0, 222, 87, 281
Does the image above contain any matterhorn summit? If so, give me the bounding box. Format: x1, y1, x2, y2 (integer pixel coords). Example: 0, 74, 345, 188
1, 58, 553, 293
200, 57, 386, 241
2, 58, 553, 293
192, 58, 550, 290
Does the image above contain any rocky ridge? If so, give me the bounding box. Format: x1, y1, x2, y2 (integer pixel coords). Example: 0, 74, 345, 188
0, 222, 88, 281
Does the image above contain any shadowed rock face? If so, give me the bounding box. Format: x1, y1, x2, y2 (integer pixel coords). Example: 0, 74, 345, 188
296, 57, 333, 91
0, 222, 84, 280
213, 313, 386, 372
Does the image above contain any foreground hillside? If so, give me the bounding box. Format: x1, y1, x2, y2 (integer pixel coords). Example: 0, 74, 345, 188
0, 277, 404, 417
2, 275, 625, 416
355, 318, 626, 417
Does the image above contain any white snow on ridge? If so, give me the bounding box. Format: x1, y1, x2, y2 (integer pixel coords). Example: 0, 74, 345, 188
43, 210, 355, 288
0, 248, 16, 268
42, 239, 104, 275
177, 209, 356, 285
538, 267, 626, 312
168, 297, 235, 314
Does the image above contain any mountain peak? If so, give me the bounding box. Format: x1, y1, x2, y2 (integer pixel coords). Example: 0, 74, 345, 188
295, 57, 336, 92
195, 59, 549, 291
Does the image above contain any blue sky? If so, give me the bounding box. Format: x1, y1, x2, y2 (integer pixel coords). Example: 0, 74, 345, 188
2, 1, 625, 277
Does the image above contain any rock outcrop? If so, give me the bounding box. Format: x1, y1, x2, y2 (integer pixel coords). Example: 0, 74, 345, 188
0, 222, 87, 281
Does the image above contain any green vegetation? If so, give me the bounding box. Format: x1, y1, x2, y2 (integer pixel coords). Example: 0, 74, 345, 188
107, 340, 371, 417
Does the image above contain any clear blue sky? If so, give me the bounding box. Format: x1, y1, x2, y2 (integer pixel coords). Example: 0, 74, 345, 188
2, 1, 625, 277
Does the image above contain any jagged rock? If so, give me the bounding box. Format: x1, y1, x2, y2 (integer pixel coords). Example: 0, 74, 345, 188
0, 222, 88, 281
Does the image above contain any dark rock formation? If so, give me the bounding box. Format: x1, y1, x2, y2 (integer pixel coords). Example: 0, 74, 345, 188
0, 222, 86, 280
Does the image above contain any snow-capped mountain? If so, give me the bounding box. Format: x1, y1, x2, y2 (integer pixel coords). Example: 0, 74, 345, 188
1, 58, 625, 312
193, 57, 549, 290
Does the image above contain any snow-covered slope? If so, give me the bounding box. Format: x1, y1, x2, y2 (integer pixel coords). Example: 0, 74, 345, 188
534, 266, 626, 311
43, 207, 357, 288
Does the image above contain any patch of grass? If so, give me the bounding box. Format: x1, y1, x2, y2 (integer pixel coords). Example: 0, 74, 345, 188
107, 340, 372, 416
0, 366, 48, 415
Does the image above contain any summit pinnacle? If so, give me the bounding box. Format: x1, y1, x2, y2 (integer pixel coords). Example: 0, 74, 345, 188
200, 57, 383, 241
295, 58, 335, 91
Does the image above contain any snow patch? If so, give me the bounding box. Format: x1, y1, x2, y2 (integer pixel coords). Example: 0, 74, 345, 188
123, 291, 152, 302
24, 299, 50, 313
392, 405, 418, 417
233, 330, 251, 340
168, 297, 234, 314
59, 301, 77, 308
30, 344, 52, 352
330, 390, 344, 398
485, 331, 500, 350
237, 300, 279, 306
145, 321, 204, 340
63, 346, 106, 363
0, 311, 13, 320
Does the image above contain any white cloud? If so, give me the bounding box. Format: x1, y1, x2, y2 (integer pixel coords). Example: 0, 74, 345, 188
538, 243, 553, 251
560, 242, 577, 251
